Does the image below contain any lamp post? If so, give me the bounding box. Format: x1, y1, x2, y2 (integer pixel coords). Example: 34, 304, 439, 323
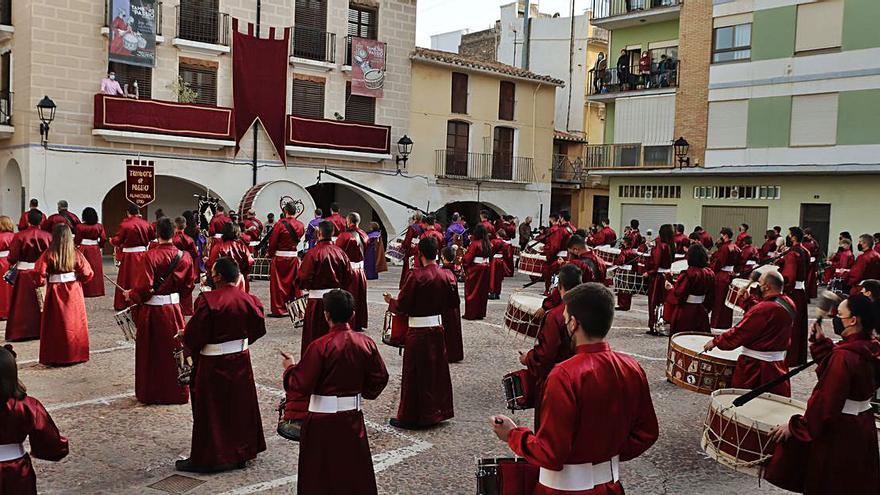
673, 136, 690, 168
37, 95, 56, 148
395, 134, 413, 173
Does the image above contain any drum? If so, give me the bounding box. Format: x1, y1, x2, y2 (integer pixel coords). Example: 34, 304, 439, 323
516, 253, 545, 278
671, 259, 688, 275
652, 305, 670, 337
666, 333, 741, 394
502, 369, 535, 411
525, 242, 544, 255
612, 267, 648, 295
701, 388, 806, 476
237, 181, 314, 238
251, 257, 271, 281
828, 269, 850, 297
173, 347, 193, 386
286, 294, 308, 327
503, 293, 544, 339
724, 278, 752, 313
476, 457, 538, 495
595, 246, 620, 265
386, 239, 406, 263
382, 310, 408, 348
114, 307, 137, 341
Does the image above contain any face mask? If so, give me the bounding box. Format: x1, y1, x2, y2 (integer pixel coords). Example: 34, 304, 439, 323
785, 236, 793, 248
109, 74, 116, 80
832, 316, 848, 336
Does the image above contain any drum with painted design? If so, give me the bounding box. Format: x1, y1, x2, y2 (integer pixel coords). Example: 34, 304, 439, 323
382, 310, 408, 348
666, 332, 741, 395
724, 278, 752, 313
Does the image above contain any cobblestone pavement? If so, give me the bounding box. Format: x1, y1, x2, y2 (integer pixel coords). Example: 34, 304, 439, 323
2, 261, 816, 494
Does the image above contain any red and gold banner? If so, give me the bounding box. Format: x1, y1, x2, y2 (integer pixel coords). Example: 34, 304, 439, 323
126, 159, 155, 207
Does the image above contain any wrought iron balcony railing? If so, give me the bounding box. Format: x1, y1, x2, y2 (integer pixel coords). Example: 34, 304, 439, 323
589, 61, 679, 97
291, 25, 336, 63
176, 4, 229, 46
591, 0, 681, 20
584, 143, 673, 169
435, 150, 534, 183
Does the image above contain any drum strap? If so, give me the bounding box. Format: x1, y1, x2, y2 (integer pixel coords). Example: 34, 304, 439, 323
281, 219, 301, 244
153, 251, 183, 293
771, 297, 797, 322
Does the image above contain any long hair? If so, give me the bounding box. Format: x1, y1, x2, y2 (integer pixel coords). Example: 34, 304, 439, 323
0, 215, 13, 233
472, 224, 491, 256
183, 210, 200, 240
659, 224, 675, 259
48, 223, 76, 272
0, 345, 26, 403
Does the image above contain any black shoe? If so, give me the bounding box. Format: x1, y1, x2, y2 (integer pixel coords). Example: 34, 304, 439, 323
389, 418, 425, 430
277, 419, 302, 442
645, 330, 661, 336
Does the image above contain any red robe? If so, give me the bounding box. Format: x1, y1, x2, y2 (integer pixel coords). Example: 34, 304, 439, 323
172, 232, 199, 316
327, 213, 347, 237
0, 231, 13, 319
759, 238, 778, 261
462, 241, 491, 320
389, 263, 456, 426
40, 212, 80, 233
645, 241, 673, 329
336, 228, 369, 330
737, 244, 759, 274
206, 238, 254, 293
847, 249, 880, 296
626, 228, 643, 248
17, 209, 45, 232
183, 286, 267, 468
824, 248, 854, 283
712, 293, 794, 397
765, 333, 880, 494
672, 233, 690, 254
508, 343, 659, 495
398, 222, 424, 289
130, 243, 194, 405
242, 217, 263, 239
207, 212, 231, 238
709, 240, 740, 331
699, 231, 714, 250
284, 323, 389, 495
112, 215, 151, 310
5, 227, 51, 341
589, 226, 617, 247
74, 223, 107, 297
440, 263, 464, 363
0, 396, 69, 494
613, 248, 639, 311
543, 224, 574, 293
268, 217, 305, 315
489, 238, 506, 295
34, 250, 93, 365
666, 267, 714, 335
735, 230, 749, 248
523, 303, 572, 429
802, 239, 821, 299
781, 245, 810, 366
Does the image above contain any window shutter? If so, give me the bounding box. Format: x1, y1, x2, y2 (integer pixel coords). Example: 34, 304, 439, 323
295, 0, 327, 30
292, 78, 326, 119
348, 5, 377, 39
499, 81, 515, 121
492, 127, 514, 180
179, 63, 217, 105
345, 81, 376, 124
109, 62, 152, 99
451, 72, 468, 114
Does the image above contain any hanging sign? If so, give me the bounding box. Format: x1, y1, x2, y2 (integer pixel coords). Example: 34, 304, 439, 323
126, 159, 155, 207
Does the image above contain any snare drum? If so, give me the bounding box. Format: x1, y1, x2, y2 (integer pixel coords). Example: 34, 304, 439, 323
516, 253, 545, 278
612, 267, 648, 295
286, 294, 308, 326
503, 293, 544, 339
671, 259, 689, 275
666, 333, 741, 394
476, 457, 538, 495
382, 310, 408, 348
386, 240, 406, 264
525, 242, 544, 255
502, 369, 535, 411
702, 388, 806, 476
114, 307, 137, 341
725, 278, 752, 313
828, 269, 850, 297
596, 246, 620, 265
251, 257, 271, 281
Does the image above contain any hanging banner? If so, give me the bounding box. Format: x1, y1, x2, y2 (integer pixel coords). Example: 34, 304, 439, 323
350, 37, 386, 98
108, 0, 159, 68
126, 159, 156, 207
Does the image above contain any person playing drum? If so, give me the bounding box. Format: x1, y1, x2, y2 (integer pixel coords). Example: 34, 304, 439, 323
440, 246, 464, 363
703, 269, 795, 397
765, 294, 880, 494
709, 227, 742, 334
645, 224, 675, 336
491, 282, 659, 494
539, 235, 607, 315
614, 236, 639, 312
663, 244, 714, 335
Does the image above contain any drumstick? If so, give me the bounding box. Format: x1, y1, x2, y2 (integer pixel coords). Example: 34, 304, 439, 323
732, 360, 817, 407
103, 273, 126, 291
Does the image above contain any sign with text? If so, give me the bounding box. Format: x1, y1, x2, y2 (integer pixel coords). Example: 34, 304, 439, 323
109, 0, 159, 68
350, 37, 386, 98
126, 159, 155, 207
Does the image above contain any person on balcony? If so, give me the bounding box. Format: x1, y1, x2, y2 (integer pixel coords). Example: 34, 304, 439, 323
616, 49, 631, 91
639, 52, 653, 89
100, 71, 125, 97
658, 55, 676, 87
591, 52, 607, 94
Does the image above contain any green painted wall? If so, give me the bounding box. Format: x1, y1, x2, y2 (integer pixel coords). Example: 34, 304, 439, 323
837, 90, 880, 145
751, 6, 796, 61
843, 0, 880, 51
609, 20, 680, 57
747, 97, 791, 148
604, 101, 615, 144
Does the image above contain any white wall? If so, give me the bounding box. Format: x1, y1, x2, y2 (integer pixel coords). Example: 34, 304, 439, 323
0, 158, 21, 218
430, 30, 468, 53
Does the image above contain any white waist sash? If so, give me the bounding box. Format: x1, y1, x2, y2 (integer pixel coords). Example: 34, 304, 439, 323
15, 261, 35, 270
473, 257, 489, 264
721, 266, 735, 273
213, 233, 223, 239
48, 272, 76, 283
619, 265, 632, 271
0, 250, 8, 258
842, 399, 872, 415
122, 246, 147, 253
309, 393, 362, 413
810, 257, 816, 263
200, 338, 248, 356
0, 443, 25, 462
350, 261, 364, 270
80, 239, 99, 246
275, 250, 298, 258
556, 250, 568, 258
741, 347, 786, 362
686, 295, 705, 304
745, 260, 757, 266
539, 456, 619, 491
409, 315, 442, 328
657, 268, 671, 274
308, 288, 332, 299
493, 254, 504, 259
145, 293, 180, 306
248, 241, 260, 247
794, 281, 805, 290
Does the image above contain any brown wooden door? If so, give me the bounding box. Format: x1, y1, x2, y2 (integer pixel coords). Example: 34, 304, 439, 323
800, 203, 831, 257
492, 127, 514, 180
445, 121, 469, 177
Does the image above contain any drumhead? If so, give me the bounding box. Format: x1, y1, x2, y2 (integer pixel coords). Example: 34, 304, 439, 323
520, 252, 544, 261
509, 292, 544, 313
710, 388, 806, 432
238, 180, 316, 221
671, 260, 688, 274
755, 264, 780, 276
730, 278, 750, 289
596, 246, 620, 255
671, 333, 742, 362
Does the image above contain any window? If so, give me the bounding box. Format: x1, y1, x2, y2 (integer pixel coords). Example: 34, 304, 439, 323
693, 185, 781, 200
619, 185, 681, 199
713, 23, 751, 63
292, 77, 325, 119
346, 4, 378, 65
345, 81, 375, 124
451, 72, 468, 114
492, 127, 514, 180
707, 100, 748, 149
796, 0, 843, 53
294, 0, 328, 62
109, 62, 152, 99
178, 0, 222, 45
499, 81, 515, 121
790, 93, 838, 146
179, 61, 217, 105
445, 120, 469, 176
0, 51, 10, 124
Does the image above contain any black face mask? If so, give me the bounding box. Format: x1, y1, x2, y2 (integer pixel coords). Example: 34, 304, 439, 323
832, 316, 847, 336
785, 236, 793, 248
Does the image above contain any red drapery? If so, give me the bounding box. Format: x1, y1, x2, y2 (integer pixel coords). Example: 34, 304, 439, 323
93, 94, 234, 139
287, 116, 391, 154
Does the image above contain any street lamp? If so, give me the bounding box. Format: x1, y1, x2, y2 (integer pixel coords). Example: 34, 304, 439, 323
673, 136, 690, 168
37, 95, 56, 148
395, 134, 413, 173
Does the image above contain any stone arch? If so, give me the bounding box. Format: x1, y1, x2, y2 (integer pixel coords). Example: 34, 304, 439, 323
434, 201, 506, 227
0, 158, 22, 217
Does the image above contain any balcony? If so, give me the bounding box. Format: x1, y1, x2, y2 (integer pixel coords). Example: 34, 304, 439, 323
0, 0, 11, 38
172, 4, 230, 57
588, 62, 678, 102
92, 94, 235, 149
290, 26, 336, 70
0, 90, 12, 137
590, 0, 681, 29
286, 115, 392, 162
552, 154, 586, 185
102, 0, 162, 42
584, 143, 673, 169
435, 150, 534, 184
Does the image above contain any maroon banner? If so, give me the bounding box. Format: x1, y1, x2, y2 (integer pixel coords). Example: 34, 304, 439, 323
287, 116, 391, 154
126, 159, 155, 207
232, 19, 290, 164
94, 94, 234, 140
350, 37, 386, 98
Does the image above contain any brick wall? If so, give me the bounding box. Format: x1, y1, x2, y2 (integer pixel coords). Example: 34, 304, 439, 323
674, 0, 712, 166
459, 27, 498, 62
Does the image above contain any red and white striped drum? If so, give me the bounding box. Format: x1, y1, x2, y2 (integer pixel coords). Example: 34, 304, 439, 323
382, 310, 408, 348
725, 278, 752, 313
503, 292, 544, 339
702, 389, 806, 476
237, 180, 314, 224
612, 266, 648, 295
666, 333, 741, 395
595, 246, 620, 265
516, 253, 545, 278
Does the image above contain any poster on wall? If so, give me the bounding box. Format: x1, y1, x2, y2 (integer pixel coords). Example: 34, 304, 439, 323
125, 159, 155, 207
108, 0, 159, 68
350, 37, 386, 98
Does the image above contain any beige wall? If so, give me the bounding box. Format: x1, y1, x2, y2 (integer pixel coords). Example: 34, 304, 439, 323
673, 0, 712, 166
409, 60, 556, 185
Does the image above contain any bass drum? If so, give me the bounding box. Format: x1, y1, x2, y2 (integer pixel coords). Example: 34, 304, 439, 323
237, 180, 316, 222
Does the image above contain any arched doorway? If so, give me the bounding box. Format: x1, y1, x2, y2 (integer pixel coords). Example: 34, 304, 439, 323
434, 201, 504, 230
306, 182, 390, 245
0, 159, 22, 218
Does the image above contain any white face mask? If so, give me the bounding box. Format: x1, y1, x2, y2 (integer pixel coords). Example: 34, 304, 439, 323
109, 74, 116, 80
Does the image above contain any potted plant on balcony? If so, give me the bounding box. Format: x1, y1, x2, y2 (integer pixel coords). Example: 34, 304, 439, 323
169, 76, 198, 104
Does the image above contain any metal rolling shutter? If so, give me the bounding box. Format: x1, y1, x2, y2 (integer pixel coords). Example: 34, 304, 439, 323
620, 204, 677, 237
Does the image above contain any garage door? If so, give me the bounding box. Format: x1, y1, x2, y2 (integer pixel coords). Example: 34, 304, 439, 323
700, 206, 769, 239
620, 204, 678, 237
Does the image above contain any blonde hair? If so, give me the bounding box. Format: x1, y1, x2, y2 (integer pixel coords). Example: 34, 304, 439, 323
49, 223, 76, 272
0, 215, 13, 233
